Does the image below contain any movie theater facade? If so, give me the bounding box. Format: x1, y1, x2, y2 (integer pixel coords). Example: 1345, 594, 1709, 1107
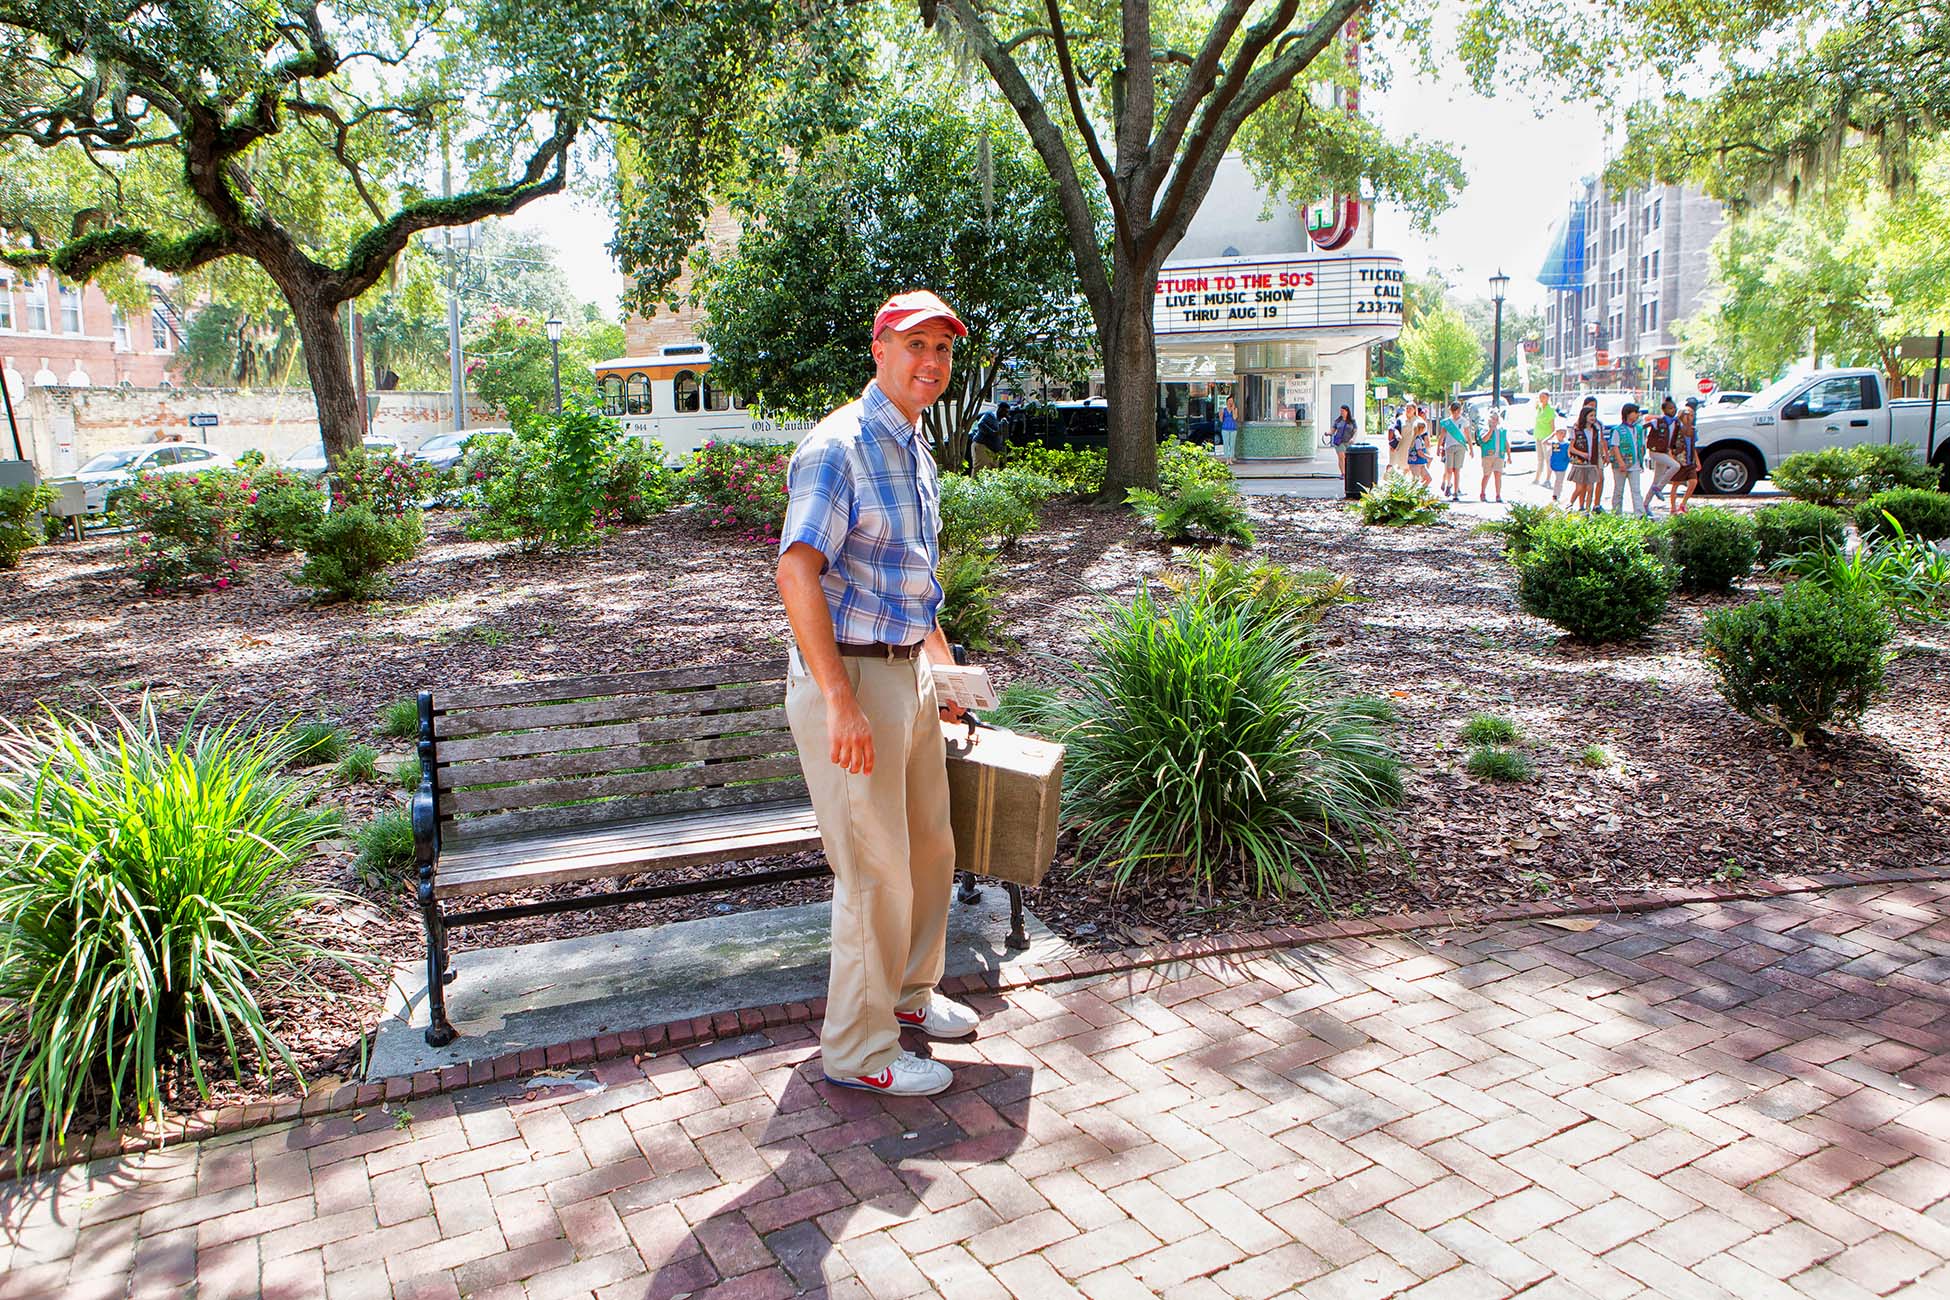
1153, 247, 1406, 460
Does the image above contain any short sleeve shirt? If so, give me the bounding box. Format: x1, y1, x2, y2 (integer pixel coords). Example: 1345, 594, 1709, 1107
1440, 417, 1467, 447
779, 381, 943, 646
1534, 403, 1556, 438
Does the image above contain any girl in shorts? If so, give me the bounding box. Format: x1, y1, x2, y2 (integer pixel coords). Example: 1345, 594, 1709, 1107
1406, 417, 1433, 486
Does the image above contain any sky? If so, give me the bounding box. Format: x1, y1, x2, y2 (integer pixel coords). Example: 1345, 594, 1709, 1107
521, 53, 1614, 322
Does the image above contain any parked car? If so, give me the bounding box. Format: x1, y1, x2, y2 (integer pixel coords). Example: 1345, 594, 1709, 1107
412, 428, 509, 473
1007, 398, 1208, 451
70, 442, 234, 514
1693, 368, 1950, 494
1696, 390, 1752, 410
1462, 394, 1539, 452
282, 434, 403, 480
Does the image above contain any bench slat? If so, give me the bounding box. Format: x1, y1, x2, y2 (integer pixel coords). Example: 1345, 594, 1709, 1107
444, 777, 809, 842
435, 682, 783, 741
444, 801, 820, 872
440, 730, 796, 789
434, 816, 823, 898
439, 753, 808, 816
433, 707, 791, 764
435, 656, 788, 713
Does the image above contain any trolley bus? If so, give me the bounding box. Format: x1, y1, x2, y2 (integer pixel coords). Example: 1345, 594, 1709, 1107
592, 344, 813, 460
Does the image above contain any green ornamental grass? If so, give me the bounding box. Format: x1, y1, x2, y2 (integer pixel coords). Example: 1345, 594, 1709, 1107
394, 756, 424, 790
1459, 713, 1521, 745
1047, 584, 1400, 903
1465, 746, 1534, 782
0, 701, 356, 1163
379, 698, 421, 739
355, 810, 416, 887
336, 744, 379, 783
288, 720, 349, 765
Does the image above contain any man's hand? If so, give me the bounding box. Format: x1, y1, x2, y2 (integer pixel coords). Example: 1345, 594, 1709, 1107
827, 690, 874, 775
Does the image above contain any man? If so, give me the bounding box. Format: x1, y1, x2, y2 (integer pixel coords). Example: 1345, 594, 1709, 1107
1531, 390, 1557, 483
1609, 402, 1648, 517
775, 289, 980, 1098
970, 400, 1009, 473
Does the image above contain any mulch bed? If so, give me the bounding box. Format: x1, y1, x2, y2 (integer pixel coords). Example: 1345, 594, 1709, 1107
2, 495, 1947, 1123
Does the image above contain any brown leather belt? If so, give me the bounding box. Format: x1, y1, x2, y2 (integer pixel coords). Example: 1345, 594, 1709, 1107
835, 640, 924, 661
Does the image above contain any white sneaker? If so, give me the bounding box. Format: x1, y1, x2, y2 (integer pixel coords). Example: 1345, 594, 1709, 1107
895, 993, 980, 1039
825, 1051, 953, 1096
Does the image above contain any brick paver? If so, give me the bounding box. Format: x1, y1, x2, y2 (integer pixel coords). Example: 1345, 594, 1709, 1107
3, 882, 1946, 1298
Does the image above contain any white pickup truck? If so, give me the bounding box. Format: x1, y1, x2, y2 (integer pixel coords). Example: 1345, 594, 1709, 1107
1694, 368, 1950, 495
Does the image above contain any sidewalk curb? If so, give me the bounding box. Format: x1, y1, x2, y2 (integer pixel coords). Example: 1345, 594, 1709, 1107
11, 863, 1947, 1180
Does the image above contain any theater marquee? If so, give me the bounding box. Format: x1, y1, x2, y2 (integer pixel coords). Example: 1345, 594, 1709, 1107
1153, 253, 1406, 338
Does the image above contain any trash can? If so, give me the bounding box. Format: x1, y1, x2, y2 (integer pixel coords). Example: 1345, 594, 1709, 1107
1343, 442, 1379, 499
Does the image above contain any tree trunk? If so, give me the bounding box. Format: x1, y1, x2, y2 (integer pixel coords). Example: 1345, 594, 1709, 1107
288, 291, 365, 472
1101, 269, 1160, 500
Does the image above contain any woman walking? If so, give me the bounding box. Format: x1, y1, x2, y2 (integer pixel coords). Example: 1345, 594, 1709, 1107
1669, 401, 1703, 513
1478, 407, 1509, 502
1330, 403, 1358, 477
1566, 401, 1603, 511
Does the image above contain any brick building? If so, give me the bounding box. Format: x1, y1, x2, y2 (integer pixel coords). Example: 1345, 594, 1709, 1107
0, 267, 183, 395
1538, 177, 1724, 398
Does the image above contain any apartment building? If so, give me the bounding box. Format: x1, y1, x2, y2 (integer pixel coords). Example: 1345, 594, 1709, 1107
0, 267, 183, 394
1537, 177, 1723, 397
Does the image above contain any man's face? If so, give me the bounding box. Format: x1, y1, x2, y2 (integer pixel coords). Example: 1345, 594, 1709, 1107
872, 322, 957, 416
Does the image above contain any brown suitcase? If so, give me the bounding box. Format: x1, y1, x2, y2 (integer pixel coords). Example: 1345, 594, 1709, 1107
941, 721, 1064, 888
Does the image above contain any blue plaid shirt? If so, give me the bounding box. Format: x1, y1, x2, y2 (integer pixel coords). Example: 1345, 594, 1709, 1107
779, 382, 942, 646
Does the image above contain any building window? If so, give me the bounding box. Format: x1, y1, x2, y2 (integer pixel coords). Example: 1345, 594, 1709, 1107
625, 374, 651, 414
602, 375, 625, 415
151, 309, 170, 351
1648, 301, 1659, 332
0, 277, 10, 331
1653, 199, 1662, 229
673, 369, 700, 413
1650, 250, 1660, 279
112, 308, 130, 351
59, 284, 82, 334
703, 378, 731, 412
25, 278, 49, 332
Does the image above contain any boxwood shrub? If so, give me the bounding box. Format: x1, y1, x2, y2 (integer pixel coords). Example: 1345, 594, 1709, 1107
1658, 507, 1759, 593
1753, 501, 1846, 564
1515, 513, 1673, 642
1703, 582, 1893, 747
1856, 488, 1950, 543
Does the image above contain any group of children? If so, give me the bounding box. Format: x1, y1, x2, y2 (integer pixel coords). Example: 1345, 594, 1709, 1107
1533, 392, 1705, 516
1390, 399, 1512, 502
1387, 391, 1707, 515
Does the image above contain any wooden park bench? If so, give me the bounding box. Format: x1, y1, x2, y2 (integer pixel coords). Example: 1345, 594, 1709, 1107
410, 654, 1029, 1046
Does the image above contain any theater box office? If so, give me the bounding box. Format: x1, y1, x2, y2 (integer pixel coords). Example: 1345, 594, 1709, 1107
1153, 249, 1406, 460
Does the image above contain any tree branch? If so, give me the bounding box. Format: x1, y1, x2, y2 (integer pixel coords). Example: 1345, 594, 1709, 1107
941, 0, 1112, 335
1145, 0, 1258, 209
1043, 0, 1129, 247
332, 115, 577, 301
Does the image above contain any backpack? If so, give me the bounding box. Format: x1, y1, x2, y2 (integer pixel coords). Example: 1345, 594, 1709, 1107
1646, 417, 1672, 455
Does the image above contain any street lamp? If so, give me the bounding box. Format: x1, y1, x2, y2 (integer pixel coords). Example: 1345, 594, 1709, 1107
1488, 270, 1510, 412
544, 316, 564, 412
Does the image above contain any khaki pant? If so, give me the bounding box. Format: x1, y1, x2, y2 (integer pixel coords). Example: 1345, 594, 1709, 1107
786, 655, 955, 1076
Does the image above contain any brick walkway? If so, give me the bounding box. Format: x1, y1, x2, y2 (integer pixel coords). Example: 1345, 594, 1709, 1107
4, 882, 1947, 1300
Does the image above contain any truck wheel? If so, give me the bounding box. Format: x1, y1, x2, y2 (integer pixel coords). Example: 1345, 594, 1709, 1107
1701, 448, 1761, 496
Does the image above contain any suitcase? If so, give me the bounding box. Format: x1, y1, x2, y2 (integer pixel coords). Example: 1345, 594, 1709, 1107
940, 720, 1064, 889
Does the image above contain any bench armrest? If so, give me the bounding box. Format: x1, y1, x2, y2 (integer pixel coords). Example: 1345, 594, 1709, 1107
413, 690, 442, 903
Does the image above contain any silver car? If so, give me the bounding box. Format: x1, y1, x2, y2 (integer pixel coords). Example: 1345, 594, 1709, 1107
412, 428, 509, 473
282, 435, 404, 480
71, 442, 234, 513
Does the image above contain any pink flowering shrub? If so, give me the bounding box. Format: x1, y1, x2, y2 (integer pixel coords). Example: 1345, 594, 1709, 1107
682, 440, 792, 544
329, 449, 442, 517
239, 464, 325, 552
122, 470, 248, 593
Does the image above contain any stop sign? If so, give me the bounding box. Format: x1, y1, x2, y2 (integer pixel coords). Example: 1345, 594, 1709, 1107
1697, 376, 1717, 396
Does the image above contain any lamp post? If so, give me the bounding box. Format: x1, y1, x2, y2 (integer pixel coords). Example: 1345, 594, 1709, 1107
1489, 270, 1510, 412
545, 316, 564, 412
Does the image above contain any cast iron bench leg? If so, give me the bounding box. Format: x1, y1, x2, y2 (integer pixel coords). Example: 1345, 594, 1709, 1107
419, 895, 457, 1047
1005, 883, 1028, 952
